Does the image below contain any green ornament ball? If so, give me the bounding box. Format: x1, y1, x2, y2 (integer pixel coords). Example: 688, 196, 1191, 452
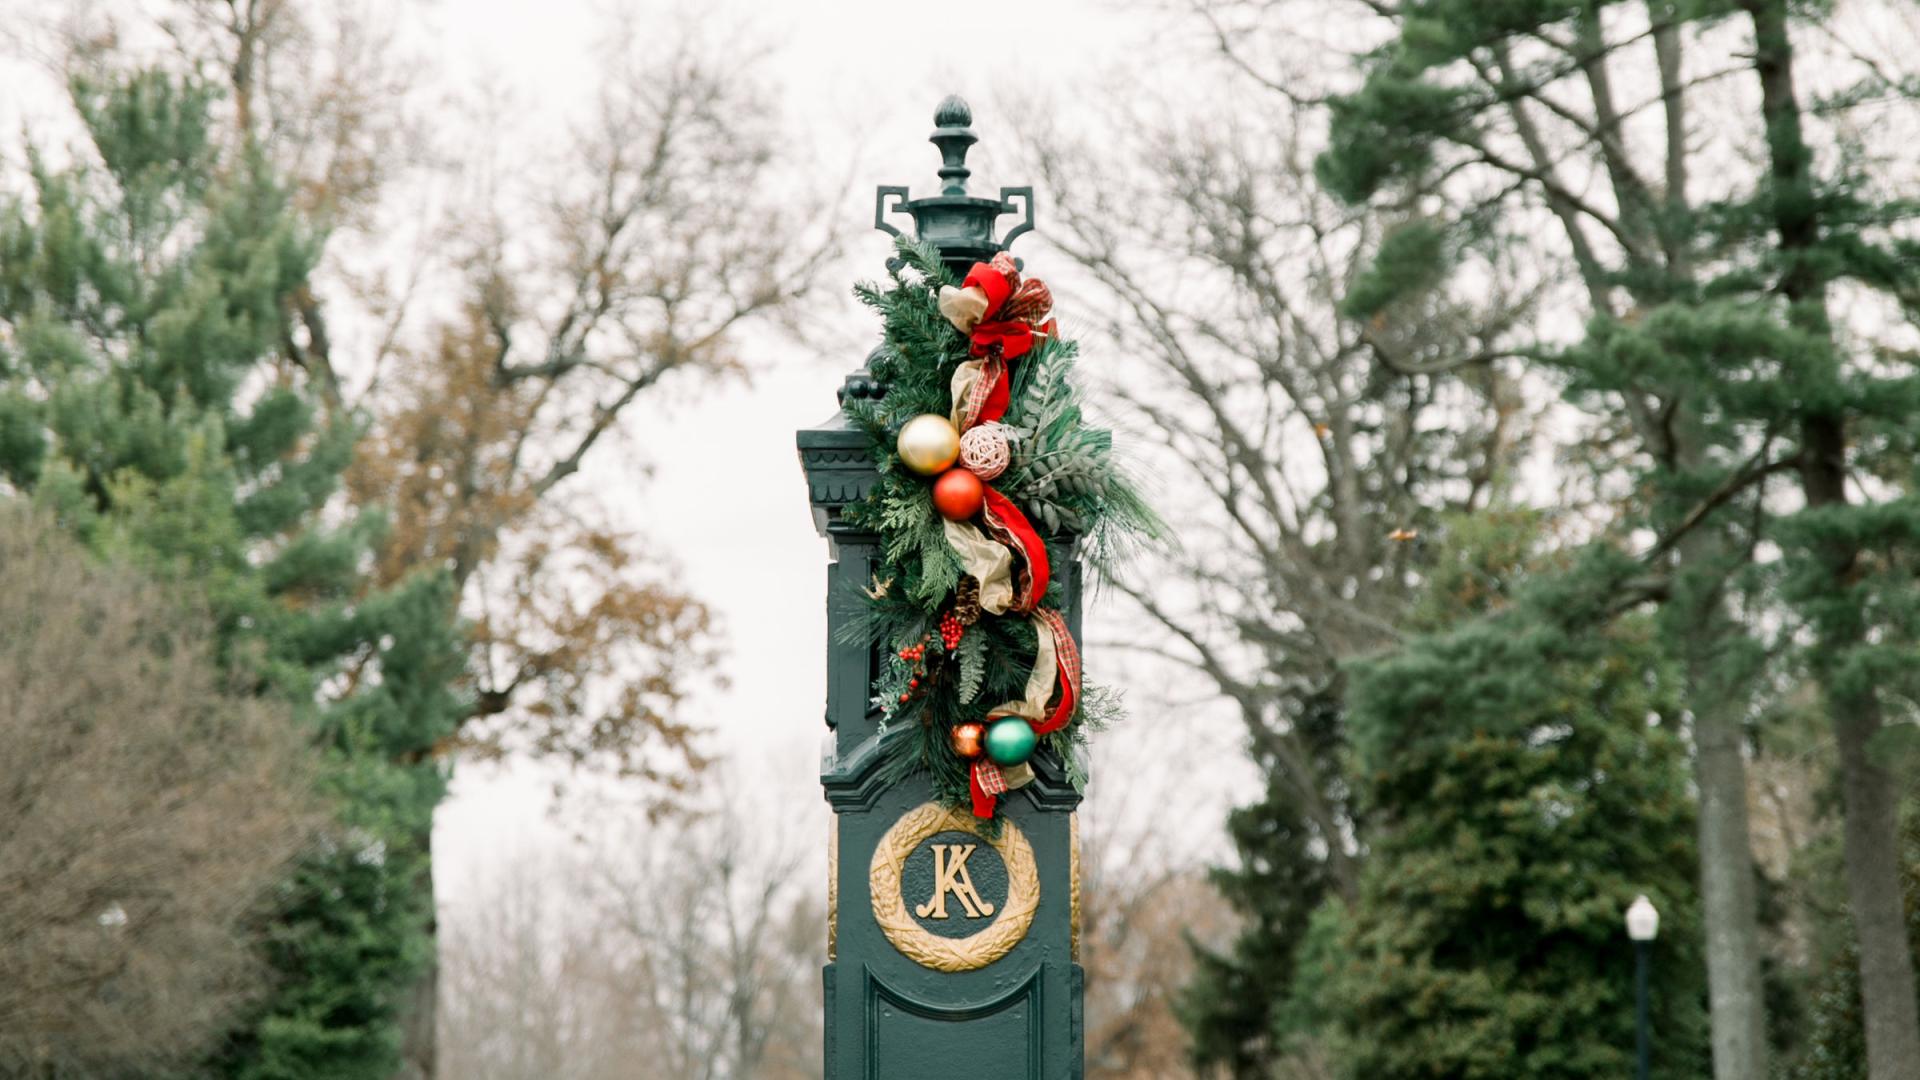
984, 717, 1038, 766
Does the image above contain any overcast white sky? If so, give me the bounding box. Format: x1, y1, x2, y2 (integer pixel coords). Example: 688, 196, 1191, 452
0, 0, 1258, 909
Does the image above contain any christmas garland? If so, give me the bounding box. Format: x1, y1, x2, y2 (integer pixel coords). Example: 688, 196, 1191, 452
842, 238, 1157, 820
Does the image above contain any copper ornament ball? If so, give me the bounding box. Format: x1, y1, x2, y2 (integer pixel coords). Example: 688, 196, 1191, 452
897, 414, 961, 476
949, 721, 987, 760
932, 467, 985, 521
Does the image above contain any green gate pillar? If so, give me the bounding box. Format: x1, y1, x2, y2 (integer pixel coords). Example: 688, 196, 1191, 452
797, 96, 1084, 1079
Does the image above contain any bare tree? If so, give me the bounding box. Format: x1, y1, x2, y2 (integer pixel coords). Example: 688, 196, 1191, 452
345, 19, 837, 1068
1080, 817, 1237, 1079
332, 8, 844, 788
0, 509, 315, 1078
439, 790, 823, 1080
1019, 85, 1529, 899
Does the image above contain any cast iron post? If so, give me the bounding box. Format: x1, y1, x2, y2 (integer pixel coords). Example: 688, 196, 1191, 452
798, 96, 1083, 1079
1626, 894, 1658, 1080
1635, 940, 1651, 1080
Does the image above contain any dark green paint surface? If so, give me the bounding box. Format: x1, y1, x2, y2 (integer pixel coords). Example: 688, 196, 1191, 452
801, 405, 1085, 1080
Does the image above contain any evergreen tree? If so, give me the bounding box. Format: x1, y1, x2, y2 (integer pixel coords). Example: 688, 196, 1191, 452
0, 68, 464, 1077
1330, 597, 1710, 1078
1314, 1, 1920, 1073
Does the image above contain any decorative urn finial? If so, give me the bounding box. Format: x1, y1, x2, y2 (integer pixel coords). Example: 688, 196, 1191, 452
873, 95, 1035, 276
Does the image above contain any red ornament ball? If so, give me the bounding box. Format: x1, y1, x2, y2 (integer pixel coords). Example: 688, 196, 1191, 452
932, 468, 985, 521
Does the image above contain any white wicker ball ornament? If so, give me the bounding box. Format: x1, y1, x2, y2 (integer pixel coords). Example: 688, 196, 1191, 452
958, 424, 1011, 481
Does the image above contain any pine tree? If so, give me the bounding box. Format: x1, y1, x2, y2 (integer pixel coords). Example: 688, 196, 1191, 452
1316, 1, 1920, 1073
1329, 601, 1711, 1079
0, 68, 463, 1077
1026, 85, 1534, 1073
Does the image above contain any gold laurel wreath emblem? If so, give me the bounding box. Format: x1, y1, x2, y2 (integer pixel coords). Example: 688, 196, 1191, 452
869, 802, 1039, 972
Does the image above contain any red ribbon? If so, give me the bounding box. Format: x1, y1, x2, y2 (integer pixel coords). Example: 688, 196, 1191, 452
962, 260, 1014, 317
1028, 608, 1081, 736
980, 487, 1049, 612
959, 258, 1048, 362
970, 760, 1005, 818
970, 320, 1037, 361
950, 256, 1078, 819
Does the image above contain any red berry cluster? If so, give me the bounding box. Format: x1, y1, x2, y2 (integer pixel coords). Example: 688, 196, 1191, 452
897, 637, 931, 703
891, 616, 964, 706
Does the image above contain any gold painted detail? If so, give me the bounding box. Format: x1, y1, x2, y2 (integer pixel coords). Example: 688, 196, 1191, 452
828, 818, 839, 962
1070, 812, 1081, 963
914, 843, 996, 919
869, 802, 1038, 972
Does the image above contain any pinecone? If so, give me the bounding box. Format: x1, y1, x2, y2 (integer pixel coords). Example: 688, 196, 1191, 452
954, 576, 983, 626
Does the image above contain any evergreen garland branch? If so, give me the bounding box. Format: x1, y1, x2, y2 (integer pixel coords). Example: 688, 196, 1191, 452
843, 241, 1156, 816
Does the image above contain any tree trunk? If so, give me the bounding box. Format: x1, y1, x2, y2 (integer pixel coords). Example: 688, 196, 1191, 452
1665, 28, 1771, 1069
1744, 3, 1920, 1075
1798, 408, 1920, 1080
1682, 614, 1770, 1080
1832, 679, 1920, 1079
396, 825, 438, 1080
1671, 435, 1771, 1079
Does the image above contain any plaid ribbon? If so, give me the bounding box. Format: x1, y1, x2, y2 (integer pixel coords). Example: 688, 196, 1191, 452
970, 759, 1007, 818
1030, 608, 1082, 736
1000, 279, 1052, 324
958, 354, 1007, 432
948, 253, 1080, 819
976, 760, 1008, 795
988, 251, 1020, 288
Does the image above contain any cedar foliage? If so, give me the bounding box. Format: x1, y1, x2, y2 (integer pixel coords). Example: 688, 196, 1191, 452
1297, 510, 1710, 1078
0, 68, 465, 1077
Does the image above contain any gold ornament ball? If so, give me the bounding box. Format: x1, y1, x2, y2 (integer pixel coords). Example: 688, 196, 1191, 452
897, 414, 960, 476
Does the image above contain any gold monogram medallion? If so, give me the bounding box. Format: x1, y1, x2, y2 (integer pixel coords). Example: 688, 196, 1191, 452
868, 802, 1039, 972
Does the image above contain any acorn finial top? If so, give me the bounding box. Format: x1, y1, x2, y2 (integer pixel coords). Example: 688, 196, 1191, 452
929, 94, 977, 196
934, 94, 973, 128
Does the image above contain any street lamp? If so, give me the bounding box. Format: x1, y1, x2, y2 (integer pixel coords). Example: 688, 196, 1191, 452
1626, 895, 1660, 1080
